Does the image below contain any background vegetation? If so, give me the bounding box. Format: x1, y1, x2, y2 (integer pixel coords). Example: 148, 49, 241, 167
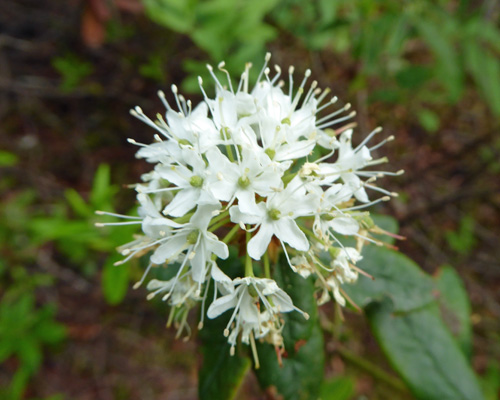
0, 0, 499, 398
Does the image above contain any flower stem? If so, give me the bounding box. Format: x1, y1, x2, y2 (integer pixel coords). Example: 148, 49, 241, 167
222, 224, 239, 244
209, 217, 231, 232
263, 252, 271, 278
173, 211, 195, 224
245, 229, 254, 277
209, 209, 229, 227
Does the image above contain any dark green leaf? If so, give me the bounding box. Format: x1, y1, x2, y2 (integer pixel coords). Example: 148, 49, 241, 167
367, 297, 484, 400
199, 251, 251, 400
345, 246, 435, 312
396, 66, 431, 90
481, 361, 500, 400
319, 376, 355, 400
90, 164, 117, 210
65, 188, 91, 218
434, 265, 472, 357
198, 325, 251, 400
255, 257, 324, 400
101, 255, 130, 305
464, 40, 500, 116
371, 214, 399, 245
418, 108, 440, 133
413, 17, 463, 101
0, 150, 18, 167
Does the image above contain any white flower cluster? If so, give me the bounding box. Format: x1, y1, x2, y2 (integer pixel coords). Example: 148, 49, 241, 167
98, 54, 401, 359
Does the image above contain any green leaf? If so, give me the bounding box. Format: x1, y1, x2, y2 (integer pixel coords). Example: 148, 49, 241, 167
413, 16, 463, 101
418, 108, 440, 133
199, 251, 251, 400
198, 323, 251, 400
101, 255, 130, 305
445, 215, 476, 255
345, 246, 435, 312
319, 376, 355, 400
90, 164, 117, 210
434, 265, 472, 357
371, 214, 399, 245
367, 297, 484, 400
396, 65, 431, 90
143, 0, 196, 33
255, 258, 324, 400
65, 188, 91, 218
481, 361, 500, 400
464, 39, 500, 116
0, 150, 18, 167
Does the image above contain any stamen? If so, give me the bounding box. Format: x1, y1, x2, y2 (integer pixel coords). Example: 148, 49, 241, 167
316, 96, 338, 113
355, 127, 383, 152
171, 85, 183, 113
288, 66, 295, 98
133, 262, 153, 289
316, 103, 351, 125
157, 90, 172, 110
206, 64, 224, 91
95, 210, 141, 219
317, 111, 356, 129
218, 61, 234, 93
270, 64, 282, 85
256, 52, 271, 84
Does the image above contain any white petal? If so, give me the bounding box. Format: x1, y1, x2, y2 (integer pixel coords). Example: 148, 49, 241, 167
207, 293, 238, 319
331, 217, 359, 235
229, 204, 265, 225
163, 189, 198, 217
211, 263, 232, 285
151, 234, 187, 264
273, 218, 309, 252
248, 223, 274, 260
204, 232, 229, 259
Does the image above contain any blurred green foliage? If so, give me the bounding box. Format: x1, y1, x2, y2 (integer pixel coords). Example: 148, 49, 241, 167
445, 215, 477, 256
272, 0, 500, 123
52, 54, 93, 92
0, 164, 136, 396
28, 165, 137, 304
143, 0, 280, 90
143, 0, 500, 129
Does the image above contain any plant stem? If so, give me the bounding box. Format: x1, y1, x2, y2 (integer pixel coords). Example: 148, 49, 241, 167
245, 229, 254, 277
263, 252, 271, 278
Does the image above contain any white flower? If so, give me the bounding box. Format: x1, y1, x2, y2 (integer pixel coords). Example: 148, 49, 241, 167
101, 53, 399, 349
230, 182, 316, 260
206, 146, 284, 214
207, 277, 307, 353
156, 148, 219, 217
150, 203, 229, 283
331, 247, 362, 284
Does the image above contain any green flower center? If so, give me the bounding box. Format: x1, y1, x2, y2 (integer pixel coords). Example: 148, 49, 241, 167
268, 208, 281, 221
322, 213, 334, 221
187, 230, 199, 245
238, 175, 251, 188
265, 148, 276, 160
190, 175, 204, 188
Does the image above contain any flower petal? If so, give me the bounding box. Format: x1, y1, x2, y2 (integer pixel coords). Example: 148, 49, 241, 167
248, 223, 274, 260
273, 218, 309, 252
